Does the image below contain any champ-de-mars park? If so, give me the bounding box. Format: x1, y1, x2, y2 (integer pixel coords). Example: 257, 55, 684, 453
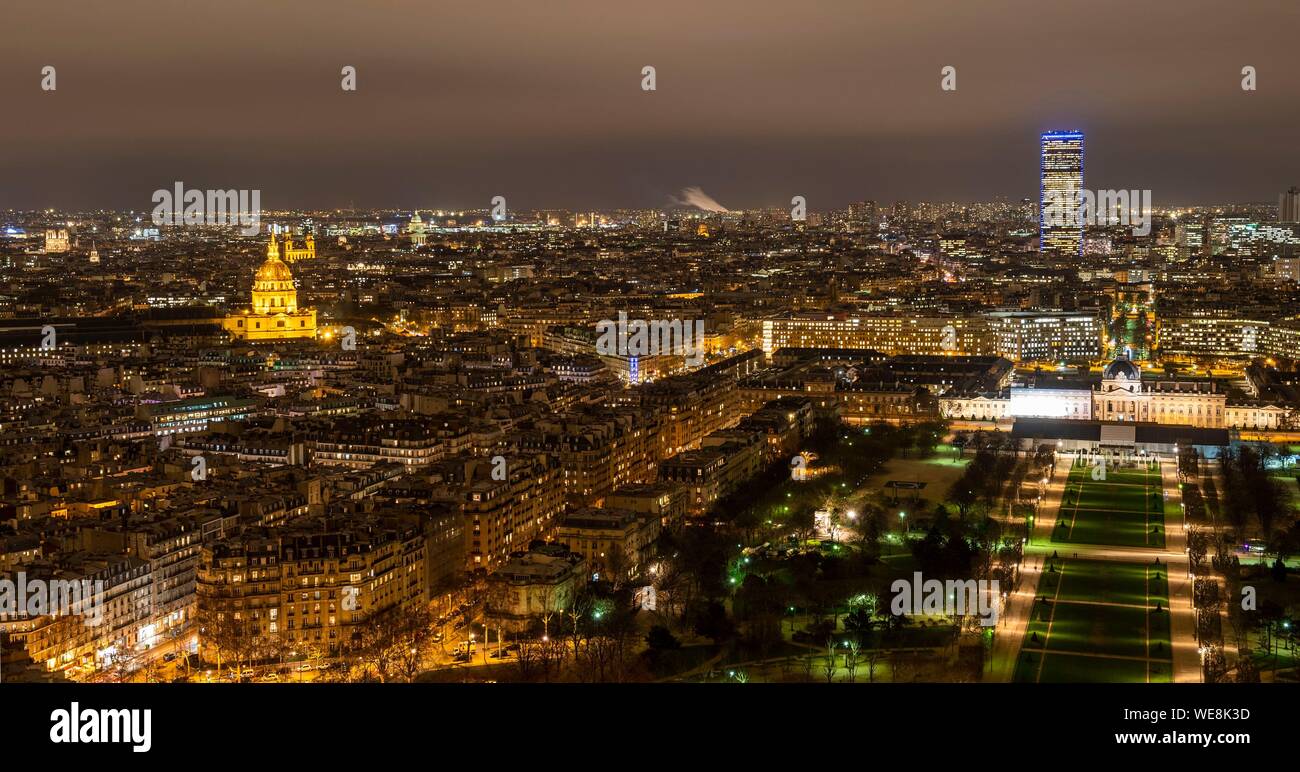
640, 405, 1300, 685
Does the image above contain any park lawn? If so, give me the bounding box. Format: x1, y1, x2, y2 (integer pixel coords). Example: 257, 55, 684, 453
1016, 651, 1165, 683
1053, 464, 1167, 549
1043, 602, 1156, 659
1042, 559, 1169, 607
1067, 468, 1156, 488
1014, 558, 1173, 683
1250, 646, 1300, 674
1072, 484, 1150, 513
1148, 608, 1173, 660
1053, 506, 1163, 549
1068, 460, 1158, 487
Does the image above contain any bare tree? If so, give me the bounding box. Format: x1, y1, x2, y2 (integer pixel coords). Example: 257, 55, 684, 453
865, 649, 883, 683
844, 638, 861, 683
355, 604, 438, 683
196, 607, 258, 679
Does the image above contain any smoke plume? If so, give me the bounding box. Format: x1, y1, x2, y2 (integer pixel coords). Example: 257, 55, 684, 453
671, 186, 729, 213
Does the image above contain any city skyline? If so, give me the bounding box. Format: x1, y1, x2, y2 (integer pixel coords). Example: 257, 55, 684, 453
4, 4, 1298, 753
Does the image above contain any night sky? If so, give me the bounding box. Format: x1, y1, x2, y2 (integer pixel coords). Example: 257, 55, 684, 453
2, 0, 1298, 211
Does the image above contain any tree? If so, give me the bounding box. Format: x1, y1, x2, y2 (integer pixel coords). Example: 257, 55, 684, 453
844, 606, 875, 644
515, 638, 541, 681
646, 625, 681, 653
355, 603, 438, 683
196, 606, 258, 679
788, 507, 817, 543
745, 614, 783, 660
390, 604, 438, 682
864, 648, 883, 683
949, 477, 979, 521
690, 600, 737, 644
843, 638, 861, 683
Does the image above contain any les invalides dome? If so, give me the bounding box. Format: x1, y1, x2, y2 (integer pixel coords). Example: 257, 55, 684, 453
223, 234, 317, 341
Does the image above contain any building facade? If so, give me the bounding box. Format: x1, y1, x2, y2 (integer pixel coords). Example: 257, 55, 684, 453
1040, 130, 1084, 259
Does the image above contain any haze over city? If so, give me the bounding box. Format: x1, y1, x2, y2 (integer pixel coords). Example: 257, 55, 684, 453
3, 0, 1300, 210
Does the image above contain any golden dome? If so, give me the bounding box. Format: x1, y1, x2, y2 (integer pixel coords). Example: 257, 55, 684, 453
255, 256, 295, 283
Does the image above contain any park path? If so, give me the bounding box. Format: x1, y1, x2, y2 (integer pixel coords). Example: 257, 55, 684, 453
1161, 460, 1202, 683
987, 455, 1063, 681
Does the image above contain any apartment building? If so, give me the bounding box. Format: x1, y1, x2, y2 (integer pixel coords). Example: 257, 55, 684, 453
554, 507, 661, 581
195, 516, 427, 659
459, 453, 566, 571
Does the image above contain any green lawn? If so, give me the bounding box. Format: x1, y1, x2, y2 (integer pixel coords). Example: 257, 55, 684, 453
1013, 558, 1173, 683
1017, 651, 1172, 683
1047, 559, 1170, 607
1052, 459, 1166, 549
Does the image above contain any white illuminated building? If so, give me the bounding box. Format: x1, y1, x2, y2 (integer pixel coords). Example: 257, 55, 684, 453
946, 355, 1238, 429
1010, 386, 1091, 419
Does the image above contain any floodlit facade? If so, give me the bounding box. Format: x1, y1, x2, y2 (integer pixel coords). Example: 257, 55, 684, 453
1040, 130, 1084, 259
761, 311, 1101, 363
223, 235, 318, 341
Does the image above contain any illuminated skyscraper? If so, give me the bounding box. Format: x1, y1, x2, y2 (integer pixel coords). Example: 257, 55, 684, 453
1039, 130, 1084, 259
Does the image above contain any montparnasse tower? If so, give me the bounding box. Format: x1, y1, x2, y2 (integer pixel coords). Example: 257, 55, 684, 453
223, 234, 317, 340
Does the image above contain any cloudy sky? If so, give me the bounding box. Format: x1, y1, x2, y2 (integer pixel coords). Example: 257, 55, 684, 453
2, 0, 1298, 211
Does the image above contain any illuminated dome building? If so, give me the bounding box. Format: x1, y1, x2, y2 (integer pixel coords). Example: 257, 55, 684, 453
223, 235, 317, 341
1101, 356, 1142, 382
409, 211, 427, 248
969, 353, 1227, 427
1092, 354, 1223, 426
